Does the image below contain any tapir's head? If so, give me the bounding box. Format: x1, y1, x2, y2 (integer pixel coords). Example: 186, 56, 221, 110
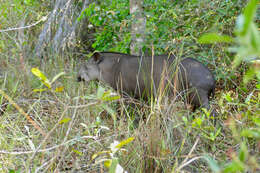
77, 52, 103, 83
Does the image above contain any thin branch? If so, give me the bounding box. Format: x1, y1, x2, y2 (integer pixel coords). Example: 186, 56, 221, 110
177, 156, 204, 170
0, 16, 48, 33
35, 157, 57, 173
0, 135, 97, 155
176, 136, 200, 171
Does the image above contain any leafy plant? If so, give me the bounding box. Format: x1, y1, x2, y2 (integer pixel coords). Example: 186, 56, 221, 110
199, 0, 260, 83
78, 0, 131, 53
92, 137, 134, 173
199, 0, 260, 172
83, 85, 120, 127
31, 67, 65, 92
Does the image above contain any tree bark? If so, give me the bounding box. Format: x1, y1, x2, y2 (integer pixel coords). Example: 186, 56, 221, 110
34, 0, 91, 58
130, 0, 146, 56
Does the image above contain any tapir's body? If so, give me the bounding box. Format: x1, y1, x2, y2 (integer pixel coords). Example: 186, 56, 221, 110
78, 52, 215, 112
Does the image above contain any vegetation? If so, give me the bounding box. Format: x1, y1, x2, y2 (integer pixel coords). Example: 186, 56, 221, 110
0, 0, 259, 172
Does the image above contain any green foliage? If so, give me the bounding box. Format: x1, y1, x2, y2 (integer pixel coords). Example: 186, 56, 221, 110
198, 33, 233, 44
199, 0, 260, 82
203, 155, 221, 173
92, 137, 134, 172
8, 169, 20, 173
198, 1, 260, 172
233, 0, 260, 68
76, 0, 249, 90
211, 86, 260, 172
78, 0, 245, 56
241, 119, 260, 139
199, 2, 260, 170
83, 85, 120, 127
96, 86, 120, 121
79, 0, 131, 53
31, 67, 65, 92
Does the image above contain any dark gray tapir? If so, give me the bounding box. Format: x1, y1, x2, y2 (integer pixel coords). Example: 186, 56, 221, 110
77, 52, 216, 116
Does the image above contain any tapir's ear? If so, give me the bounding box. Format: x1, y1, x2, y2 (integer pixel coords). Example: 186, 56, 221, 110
92, 52, 103, 63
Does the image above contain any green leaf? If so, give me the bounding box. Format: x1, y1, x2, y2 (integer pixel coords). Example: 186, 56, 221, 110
104, 159, 112, 168
224, 93, 232, 102
31, 68, 51, 88
72, 148, 83, 156
192, 117, 203, 127
240, 0, 258, 36
238, 143, 248, 162
97, 86, 105, 98
203, 155, 221, 173
108, 158, 119, 173
101, 91, 111, 99
244, 68, 255, 84
116, 137, 134, 149
249, 24, 260, 51
51, 72, 65, 84
55, 86, 64, 92
33, 88, 48, 92
59, 118, 71, 124
211, 128, 222, 141
182, 116, 188, 124
253, 117, 260, 126
92, 150, 110, 160
223, 162, 244, 173
198, 33, 233, 44
202, 108, 210, 117
108, 158, 126, 173
102, 95, 121, 102
241, 129, 260, 139
101, 104, 117, 122
232, 54, 244, 68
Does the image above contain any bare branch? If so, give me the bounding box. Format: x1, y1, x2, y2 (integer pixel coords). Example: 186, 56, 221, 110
0, 135, 97, 155
0, 16, 48, 33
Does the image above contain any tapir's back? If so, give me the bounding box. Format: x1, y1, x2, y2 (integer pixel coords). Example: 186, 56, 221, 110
116, 55, 175, 97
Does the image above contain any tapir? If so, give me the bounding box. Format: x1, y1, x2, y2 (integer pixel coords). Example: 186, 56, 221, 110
77, 52, 216, 114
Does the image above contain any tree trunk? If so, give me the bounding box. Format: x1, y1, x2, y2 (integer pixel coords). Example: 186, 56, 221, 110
130, 0, 146, 56
34, 0, 91, 58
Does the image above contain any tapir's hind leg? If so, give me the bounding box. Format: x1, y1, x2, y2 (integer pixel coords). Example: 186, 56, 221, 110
189, 89, 210, 111
190, 89, 217, 124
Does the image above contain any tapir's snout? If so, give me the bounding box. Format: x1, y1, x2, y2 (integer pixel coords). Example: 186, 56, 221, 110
77, 75, 83, 82
77, 70, 92, 84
